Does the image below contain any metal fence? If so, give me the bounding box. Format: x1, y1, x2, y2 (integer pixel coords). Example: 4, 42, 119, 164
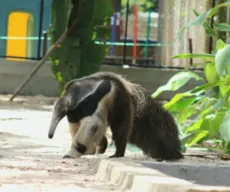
0, 0, 220, 70
0, 0, 162, 68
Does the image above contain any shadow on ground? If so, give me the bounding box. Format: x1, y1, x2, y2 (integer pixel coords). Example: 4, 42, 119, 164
137, 159, 230, 187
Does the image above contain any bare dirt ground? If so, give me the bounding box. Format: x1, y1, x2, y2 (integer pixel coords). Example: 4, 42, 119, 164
0, 94, 229, 191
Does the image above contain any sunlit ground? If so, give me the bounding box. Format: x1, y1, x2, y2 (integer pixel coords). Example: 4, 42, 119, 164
0, 104, 129, 191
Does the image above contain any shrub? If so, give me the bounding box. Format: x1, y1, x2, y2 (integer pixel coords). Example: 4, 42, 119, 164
152, 2, 230, 154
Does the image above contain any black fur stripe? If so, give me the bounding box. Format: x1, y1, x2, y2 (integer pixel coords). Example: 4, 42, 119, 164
67, 80, 111, 123
75, 142, 87, 154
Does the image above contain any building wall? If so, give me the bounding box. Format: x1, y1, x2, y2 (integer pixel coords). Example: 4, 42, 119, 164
157, 0, 210, 67
0, 0, 53, 59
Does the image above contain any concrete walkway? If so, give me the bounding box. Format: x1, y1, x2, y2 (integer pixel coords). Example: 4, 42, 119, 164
0, 106, 125, 191
0, 96, 230, 191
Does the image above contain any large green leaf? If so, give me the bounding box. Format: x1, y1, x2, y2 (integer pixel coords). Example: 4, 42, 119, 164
211, 95, 227, 111
193, 10, 218, 38
216, 39, 226, 51
177, 10, 210, 39
180, 132, 197, 145
219, 74, 230, 96
200, 112, 225, 140
208, 2, 230, 18
184, 116, 204, 133
174, 97, 203, 125
199, 97, 216, 111
220, 111, 230, 142
163, 91, 203, 110
203, 22, 218, 38
187, 130, 209, 147
166, 96, 197, 112
177, 2, 230, 40
190, 81, 225, 93
177, 107, 196, 125
215, 44, 230, 77
172, 53, 215, 61
214, 23, 230, 32
204, 63, 220, 83
151, 72, 203, 98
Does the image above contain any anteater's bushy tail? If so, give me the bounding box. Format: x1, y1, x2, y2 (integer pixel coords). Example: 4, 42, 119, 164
129, 85, 183, 160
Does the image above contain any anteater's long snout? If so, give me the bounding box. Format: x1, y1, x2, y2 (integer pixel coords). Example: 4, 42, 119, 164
48, 97, 68, 139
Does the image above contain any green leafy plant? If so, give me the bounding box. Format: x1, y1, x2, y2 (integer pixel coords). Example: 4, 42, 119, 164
121, 0, 158, 12
152, 2, 230, 154
49, 0, 113, 93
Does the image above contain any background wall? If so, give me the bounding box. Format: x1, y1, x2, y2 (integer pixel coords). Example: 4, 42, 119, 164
0, 59, 204, 100
157, 0, 210, 68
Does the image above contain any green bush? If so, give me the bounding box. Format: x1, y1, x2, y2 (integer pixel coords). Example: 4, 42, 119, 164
49, 0, 113, 93
152, 2, 230, 154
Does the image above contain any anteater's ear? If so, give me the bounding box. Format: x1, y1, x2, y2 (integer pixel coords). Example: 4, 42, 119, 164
82, 79, 112, 103
67, 79, 112, 110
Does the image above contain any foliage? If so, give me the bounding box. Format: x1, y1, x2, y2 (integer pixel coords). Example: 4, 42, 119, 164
49, 0, 113, 93
152, 2, 230, 154
121, 0, 158, 13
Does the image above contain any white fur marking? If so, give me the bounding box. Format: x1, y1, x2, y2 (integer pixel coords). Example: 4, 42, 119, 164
66, 143, 82, 158
68, 122, 80, 138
